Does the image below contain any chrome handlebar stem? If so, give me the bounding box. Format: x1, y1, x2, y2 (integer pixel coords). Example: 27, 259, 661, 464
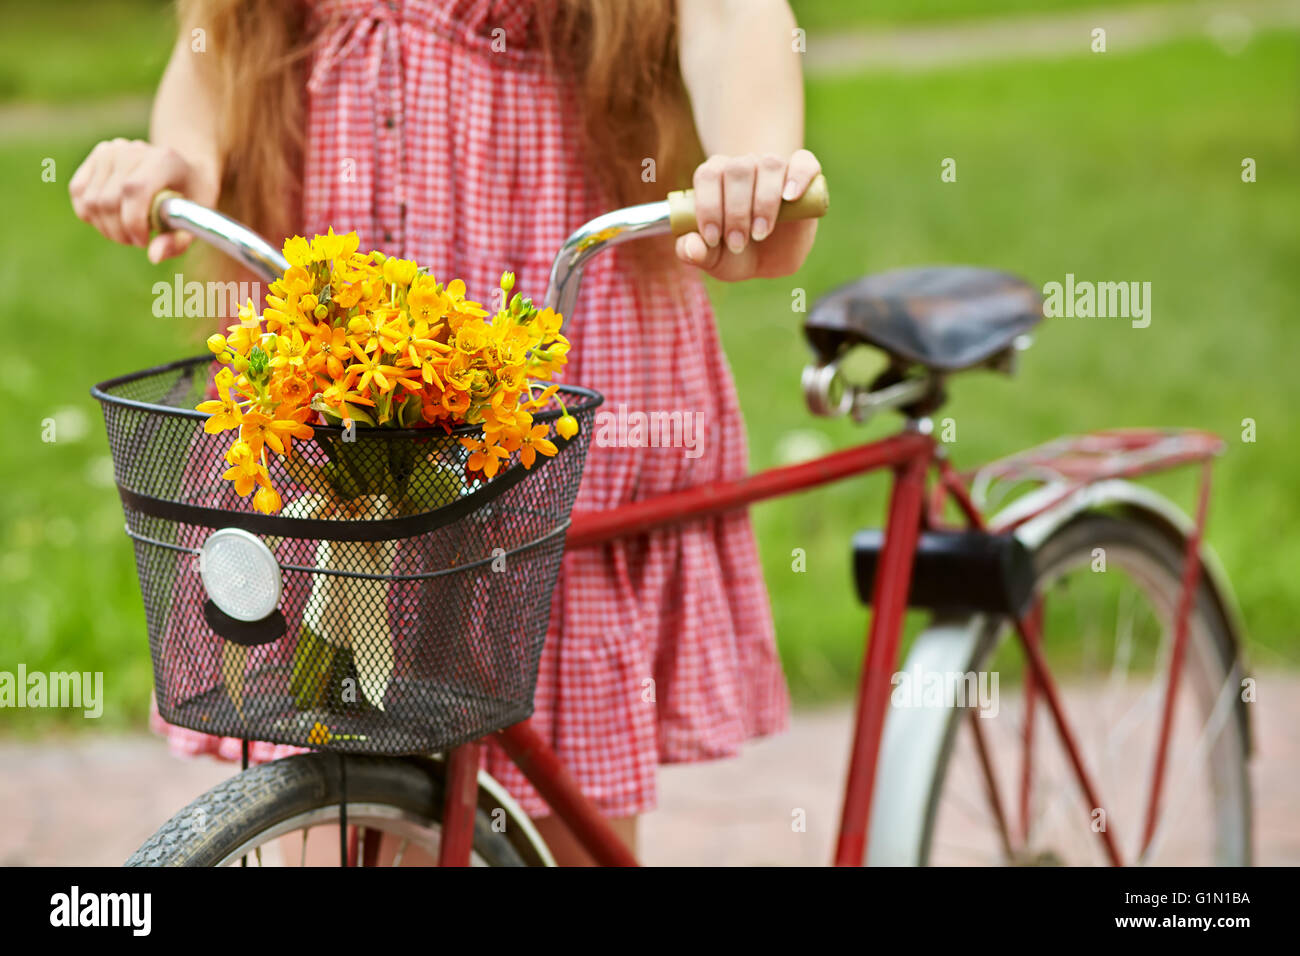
152, 195, 289, 284
540, 200, 674, 319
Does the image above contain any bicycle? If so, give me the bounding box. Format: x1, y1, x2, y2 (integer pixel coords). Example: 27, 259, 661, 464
94, 179, 1252, 867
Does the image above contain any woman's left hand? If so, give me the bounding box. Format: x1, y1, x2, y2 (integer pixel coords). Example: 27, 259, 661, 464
675, 147, 822, 282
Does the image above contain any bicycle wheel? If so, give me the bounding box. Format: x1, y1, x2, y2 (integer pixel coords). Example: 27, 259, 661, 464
126, 753, 548, 866
920, 513, 1251, 866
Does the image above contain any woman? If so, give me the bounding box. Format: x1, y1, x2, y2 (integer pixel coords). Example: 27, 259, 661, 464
70, 0, 821, 864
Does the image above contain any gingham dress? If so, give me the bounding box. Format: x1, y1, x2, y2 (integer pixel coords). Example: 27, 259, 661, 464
156, 0, 789, 817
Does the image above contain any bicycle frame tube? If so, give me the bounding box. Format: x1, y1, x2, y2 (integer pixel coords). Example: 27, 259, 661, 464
834, 445, 933, 866
567, 432, 934, 549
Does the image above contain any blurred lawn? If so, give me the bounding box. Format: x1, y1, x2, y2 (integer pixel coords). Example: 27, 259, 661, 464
0, 1, 1193, 102
0, 1, 172, 104
0, 6, 1295, 732
790, 0, 1185, 31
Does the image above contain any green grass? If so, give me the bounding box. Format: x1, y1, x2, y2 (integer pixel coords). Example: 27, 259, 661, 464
0, 0, 173, 104
714, 29, 1300, 696
0, 23, 1295, 732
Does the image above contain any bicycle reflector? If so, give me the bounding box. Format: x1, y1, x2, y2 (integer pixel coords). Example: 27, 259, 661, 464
198, 528, 282, 622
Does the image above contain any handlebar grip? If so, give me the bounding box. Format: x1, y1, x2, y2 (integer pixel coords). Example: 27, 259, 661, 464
149, 188, 184, 233
666, 173, 829, 237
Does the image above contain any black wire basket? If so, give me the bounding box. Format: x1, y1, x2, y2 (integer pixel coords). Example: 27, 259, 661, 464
92, 356, 601, 755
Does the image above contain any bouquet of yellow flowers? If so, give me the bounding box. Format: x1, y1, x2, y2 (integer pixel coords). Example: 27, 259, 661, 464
198, 228, 578, 514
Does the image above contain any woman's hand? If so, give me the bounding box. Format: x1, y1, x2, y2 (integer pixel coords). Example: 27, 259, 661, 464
69, 138, 219, 263
675, 148, 822, 281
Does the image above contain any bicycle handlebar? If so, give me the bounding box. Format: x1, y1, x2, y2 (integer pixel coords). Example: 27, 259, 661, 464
149, 190, 289, 284
149, 173, 830, 321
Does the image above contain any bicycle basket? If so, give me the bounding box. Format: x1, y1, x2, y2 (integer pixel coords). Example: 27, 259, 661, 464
92, 356, 601, 755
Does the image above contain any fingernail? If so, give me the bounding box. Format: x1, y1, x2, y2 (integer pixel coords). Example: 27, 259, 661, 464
702, 224, 720, 247
782, 180, 799, 201
726, 230, 745, 254
752, 217, 769, 241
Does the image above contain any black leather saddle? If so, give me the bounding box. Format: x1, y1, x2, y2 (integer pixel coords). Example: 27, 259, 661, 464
804, 266, 1043, 372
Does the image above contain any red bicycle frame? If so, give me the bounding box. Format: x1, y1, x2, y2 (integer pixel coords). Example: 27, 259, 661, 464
431, 424, 1221, 867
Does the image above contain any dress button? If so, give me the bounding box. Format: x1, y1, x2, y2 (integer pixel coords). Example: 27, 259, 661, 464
383, 231, 394, 242
384, 115, 396, 129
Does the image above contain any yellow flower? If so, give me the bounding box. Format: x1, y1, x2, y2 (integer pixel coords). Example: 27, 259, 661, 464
518, 423, 558, 468
346, 341, 406, 394
253, 482, 282, 515
459, 436, 509, 479
455, 324, 488, 355
238, 412, 276, 458
200, 228, 575, 504
221, 441, 266, 497
196, 369, 243, 433
282, 235, 313, 268
408, 281, 445, 323
310, 227, 359, 262
270, 327, 309, 372
382, 256, 419, 287
535, 308, 563, 338
267, 407, 315, 457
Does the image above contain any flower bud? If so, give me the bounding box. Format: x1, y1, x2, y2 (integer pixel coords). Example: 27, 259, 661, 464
206, 333, 227, 355
314, 304, 329, 320
500, 271, 515, 293
555, 414, 579, 440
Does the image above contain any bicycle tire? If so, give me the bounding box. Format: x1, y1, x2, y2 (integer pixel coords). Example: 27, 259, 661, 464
126, 752, 544, 867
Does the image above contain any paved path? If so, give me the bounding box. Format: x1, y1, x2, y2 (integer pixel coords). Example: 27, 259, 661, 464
4, 673, 1296, 866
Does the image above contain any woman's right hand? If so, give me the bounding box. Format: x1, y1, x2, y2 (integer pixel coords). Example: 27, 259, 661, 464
69, 138, 219, 263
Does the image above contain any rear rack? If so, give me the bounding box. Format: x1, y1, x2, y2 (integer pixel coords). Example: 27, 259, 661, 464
935, 428, 1225, 529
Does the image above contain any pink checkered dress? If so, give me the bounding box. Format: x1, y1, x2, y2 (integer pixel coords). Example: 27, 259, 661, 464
156, 0, 789, 817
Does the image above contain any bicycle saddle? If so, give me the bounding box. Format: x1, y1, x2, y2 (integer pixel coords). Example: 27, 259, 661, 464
804, 266, 1043, 372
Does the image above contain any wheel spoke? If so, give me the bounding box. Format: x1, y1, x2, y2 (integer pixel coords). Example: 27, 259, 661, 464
391, 837, 410, 867
1139, 668, 1238, 864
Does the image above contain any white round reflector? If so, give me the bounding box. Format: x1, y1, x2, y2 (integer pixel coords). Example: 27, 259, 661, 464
199, 528, 282, 622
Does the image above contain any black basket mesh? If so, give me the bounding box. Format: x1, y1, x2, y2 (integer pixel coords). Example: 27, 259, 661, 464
93, 356, 600, 755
